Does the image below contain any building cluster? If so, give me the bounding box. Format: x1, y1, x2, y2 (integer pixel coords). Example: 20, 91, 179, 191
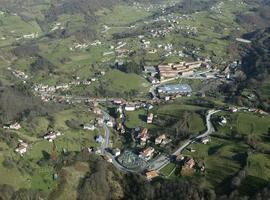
158, 61, 204, 79
33, 72, 105, 102
15, 33, 39, 41
7, 67, 28, 79
70, 40, 102, 51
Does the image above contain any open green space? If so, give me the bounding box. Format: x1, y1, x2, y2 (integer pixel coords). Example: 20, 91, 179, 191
182, 138, 246, 191
105, 70, 149, 92
98, 5, 152, 26
125, 109, 146, 128
160, 162, 176, 178
215, 112, 270, 137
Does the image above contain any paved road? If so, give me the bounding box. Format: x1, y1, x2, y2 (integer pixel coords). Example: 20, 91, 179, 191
101, 124, 110, 154
101, 111, 111, 154
146, 109, 220, 171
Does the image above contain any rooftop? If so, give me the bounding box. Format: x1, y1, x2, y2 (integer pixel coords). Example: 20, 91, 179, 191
158, 84, 192, 94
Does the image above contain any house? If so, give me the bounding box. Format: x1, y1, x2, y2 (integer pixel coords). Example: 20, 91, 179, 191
183, 158, 195, 169
148, 77, 159, 84
181, 157, 196, 176
113, 148, 121, 157
147, 113, 154, 124
113, 99, 123, 105
165, 96, 170, 101
144, 66, 158, 77
155, 134, 166, 145
15, 142, 28, 155
125, 104, 136, 111
4, 122, 21, 130
137, 128, 149, 143
100, 71, 106, 76
83, 124, 96, 131
176, 155, 185, 162
93, 108, 102, 115
140, 147, 155, 160
218, 116, 227, 126
201, 137, 210, 144
95, 135, 104, 143
161, 138, 172, 145
145, 170, 159, 180
44, 131, 61, 141
229, 107, 238, 113
96, 118, 104, 126
106, 121, 114, 128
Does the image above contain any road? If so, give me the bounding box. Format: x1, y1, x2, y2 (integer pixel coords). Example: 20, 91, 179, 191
146, 109, 220, 171
100, 111, 111, 154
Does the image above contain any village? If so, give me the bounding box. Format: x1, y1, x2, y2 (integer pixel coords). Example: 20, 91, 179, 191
4, 84, 268, 182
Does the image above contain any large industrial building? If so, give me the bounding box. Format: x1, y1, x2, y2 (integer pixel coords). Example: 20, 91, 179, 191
158, 84, 192, 96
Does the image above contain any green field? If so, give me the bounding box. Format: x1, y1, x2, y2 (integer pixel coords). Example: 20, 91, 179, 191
98, 5, 152, 26
125, 109, 146, 128
160, 162, 176, 178
182, 138, 246, 192
215, 112, 270, 137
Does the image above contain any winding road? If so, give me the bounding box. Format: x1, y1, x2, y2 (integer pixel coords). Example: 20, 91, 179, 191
147, 109, 220, 171
109, 109, 220, 172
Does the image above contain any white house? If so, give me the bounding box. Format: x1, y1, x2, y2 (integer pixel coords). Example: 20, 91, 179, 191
83, 124, 96, 131
125, 104, 136, 111
114, 148, 121, 157
15, 142, 28, 155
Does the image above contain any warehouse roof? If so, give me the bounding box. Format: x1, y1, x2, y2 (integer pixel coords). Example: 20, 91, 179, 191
158, 84, 192, 94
